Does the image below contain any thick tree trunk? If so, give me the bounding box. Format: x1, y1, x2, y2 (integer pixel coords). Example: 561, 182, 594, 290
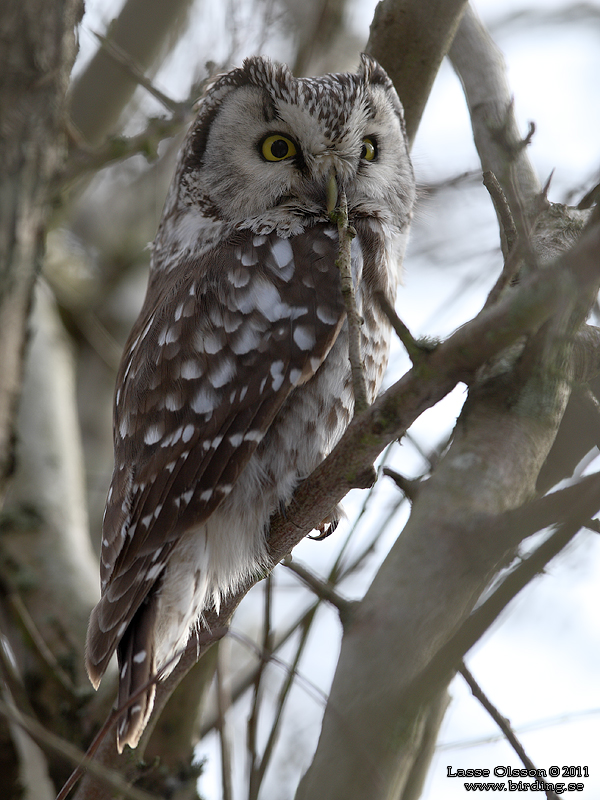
0, 3, 87, 797
0, 0, 82, 501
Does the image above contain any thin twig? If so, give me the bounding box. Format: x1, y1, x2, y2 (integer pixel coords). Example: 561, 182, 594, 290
282, 557, 355, 624
251, 608, 318, 796
247, 576, 273, 800
483, 170, 518, 258
61, 114, 188, 186
228, 630, 329, 710
482, 163, 548, 310
216, 646, 233, 800
438, 706, 600, 751
330, 190, 369, 414
75, 311, 123, 372
6, 589, 82, 697
199, 604, 319, 737
459, 663, 561, 800
382, 467, 422, 502
91, 30, 181, 113
375, 290, 436, 364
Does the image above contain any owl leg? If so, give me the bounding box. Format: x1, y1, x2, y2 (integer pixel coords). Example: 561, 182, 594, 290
116, 595, 158, 753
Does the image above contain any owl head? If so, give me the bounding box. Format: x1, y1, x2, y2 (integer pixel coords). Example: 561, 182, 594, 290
155, 55, 414, 264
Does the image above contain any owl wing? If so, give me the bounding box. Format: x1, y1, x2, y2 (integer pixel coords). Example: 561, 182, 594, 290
86, 226, 345, 683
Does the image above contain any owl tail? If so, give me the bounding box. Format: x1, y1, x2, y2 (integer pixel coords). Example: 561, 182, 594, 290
115, 596, 158, 753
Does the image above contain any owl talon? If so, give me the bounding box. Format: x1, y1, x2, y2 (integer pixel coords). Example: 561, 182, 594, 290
309, 506, 342, 540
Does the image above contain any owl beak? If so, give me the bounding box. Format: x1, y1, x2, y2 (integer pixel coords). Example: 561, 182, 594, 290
326, 169, 338, 214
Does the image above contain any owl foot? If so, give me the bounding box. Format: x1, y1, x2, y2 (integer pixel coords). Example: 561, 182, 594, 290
309, 504, 343, 540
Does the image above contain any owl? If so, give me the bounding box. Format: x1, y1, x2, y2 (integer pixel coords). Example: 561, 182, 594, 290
85, 54, 415, 751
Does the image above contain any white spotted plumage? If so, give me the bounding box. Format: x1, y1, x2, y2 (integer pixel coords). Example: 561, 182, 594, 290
85, 54, 415, 752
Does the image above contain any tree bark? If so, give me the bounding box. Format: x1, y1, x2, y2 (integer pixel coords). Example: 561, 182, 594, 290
366, 0, 469, 145
0, 0, 83, 503
0, 3, 85, 796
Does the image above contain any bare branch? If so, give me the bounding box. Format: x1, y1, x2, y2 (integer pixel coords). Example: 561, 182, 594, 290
375, 290, 436, 364
449, 4, 542, 216
283, 558, 355, 623
61, 111, 191, 187
215, 647, 233, 800
251, 607, 317, 795
3, 587, 80, 697
68, 0, 195, 147
247, 577, 273, 800
459, 663, 561, 800
482, 170, 517, 260
89, 30, 182, 114
382, 468, 422, 502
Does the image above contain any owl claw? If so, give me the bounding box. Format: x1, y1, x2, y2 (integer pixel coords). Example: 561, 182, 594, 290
308, 506, 342, 540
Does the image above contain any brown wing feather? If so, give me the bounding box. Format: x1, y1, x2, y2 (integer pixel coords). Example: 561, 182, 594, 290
86, 225, 345, 682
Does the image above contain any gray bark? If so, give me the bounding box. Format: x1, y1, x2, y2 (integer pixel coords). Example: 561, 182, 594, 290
0, 0, 82, 501
0, 2, 85, 796
366, 0, 469, 144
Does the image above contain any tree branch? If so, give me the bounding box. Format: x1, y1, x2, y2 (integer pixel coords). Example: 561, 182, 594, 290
68, 0, 195, 147
459, 664, 561, 800
366, 0, 469, 145
449, 4, 542, 216
283, 558, 355, 623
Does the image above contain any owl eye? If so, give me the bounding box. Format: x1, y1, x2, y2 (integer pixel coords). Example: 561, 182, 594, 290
361, 137, 378, 162
261, 134, 298, 162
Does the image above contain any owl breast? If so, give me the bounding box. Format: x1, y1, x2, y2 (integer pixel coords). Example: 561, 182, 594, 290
245, 217, 396, 502
154, 216, 395, 614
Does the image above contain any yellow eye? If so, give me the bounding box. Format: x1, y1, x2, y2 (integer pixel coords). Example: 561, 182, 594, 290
361, 137, 377, 161
261, 134, 297, 162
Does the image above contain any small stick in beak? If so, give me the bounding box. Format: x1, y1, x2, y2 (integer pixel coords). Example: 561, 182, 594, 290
326, 170, 338, 214
329, 188, 369, 416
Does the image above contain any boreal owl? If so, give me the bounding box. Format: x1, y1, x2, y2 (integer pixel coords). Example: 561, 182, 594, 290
85, 54, 415, 751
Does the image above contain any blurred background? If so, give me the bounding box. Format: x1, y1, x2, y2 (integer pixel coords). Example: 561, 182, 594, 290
50, 1, 600, 796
